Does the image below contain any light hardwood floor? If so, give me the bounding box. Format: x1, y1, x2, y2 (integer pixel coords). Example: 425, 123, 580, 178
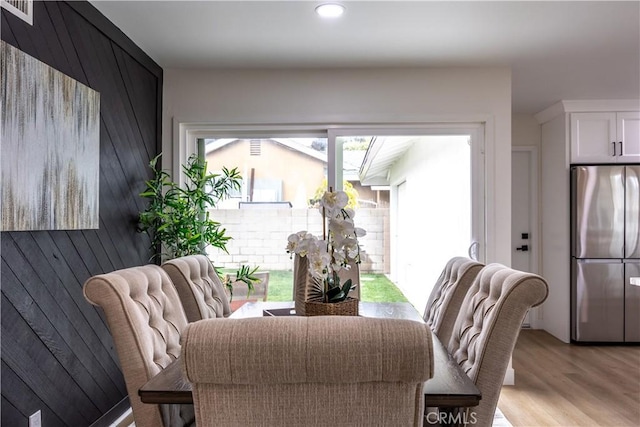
498, 329, 640, 426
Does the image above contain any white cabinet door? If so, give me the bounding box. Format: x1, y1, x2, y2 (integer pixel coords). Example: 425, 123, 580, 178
571, 112, 617, 163
617, 112, 640, 163
571, 112, 640, 163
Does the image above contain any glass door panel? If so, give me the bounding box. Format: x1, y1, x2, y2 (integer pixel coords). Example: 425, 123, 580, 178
330, 128, 484, 309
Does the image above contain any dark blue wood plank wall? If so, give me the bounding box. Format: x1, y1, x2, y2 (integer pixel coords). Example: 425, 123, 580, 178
1, 2, 162, 425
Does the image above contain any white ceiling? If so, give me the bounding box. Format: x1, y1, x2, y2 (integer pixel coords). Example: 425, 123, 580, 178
90, 0, 640, 114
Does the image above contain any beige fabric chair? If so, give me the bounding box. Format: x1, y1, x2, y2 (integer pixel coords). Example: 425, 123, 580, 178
447, 263, 549, 427
162, 255, 231, 322
293, 254, 360, 315
423, 256, 484, 344
83, 265, 194, 427
181, 316, 434, 427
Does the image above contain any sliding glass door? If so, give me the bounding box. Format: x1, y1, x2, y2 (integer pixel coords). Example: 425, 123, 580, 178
186, 123, 485, 309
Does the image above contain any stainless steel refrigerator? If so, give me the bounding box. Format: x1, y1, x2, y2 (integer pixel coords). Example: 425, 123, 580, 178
571, 165, 640, 343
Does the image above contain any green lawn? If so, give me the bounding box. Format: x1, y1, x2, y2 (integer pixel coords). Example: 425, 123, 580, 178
265, 270, 408, 303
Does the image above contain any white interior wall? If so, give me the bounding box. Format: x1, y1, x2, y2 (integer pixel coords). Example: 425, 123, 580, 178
512, 113, 542, 147
540, 114, 571, 342
163, 66, 512, 266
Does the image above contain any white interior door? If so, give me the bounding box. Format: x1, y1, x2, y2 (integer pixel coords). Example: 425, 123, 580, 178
512, 147, 540, 327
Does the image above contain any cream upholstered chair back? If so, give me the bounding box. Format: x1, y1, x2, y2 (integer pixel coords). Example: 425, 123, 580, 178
83, 265, 194, 427
447, 263, 549, 427
181, 316, 434, 427
293, 254, 360, 315
423, 256, 484, 344
162, 254, 231, 322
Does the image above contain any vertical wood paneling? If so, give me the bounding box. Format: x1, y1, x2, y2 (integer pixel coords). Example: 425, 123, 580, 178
1, 1, 162, 425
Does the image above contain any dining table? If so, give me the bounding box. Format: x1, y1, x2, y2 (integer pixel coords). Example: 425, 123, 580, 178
138, 301, 481, 409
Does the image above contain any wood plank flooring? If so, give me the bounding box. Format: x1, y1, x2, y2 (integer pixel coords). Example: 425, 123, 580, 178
498, 329, 640, 426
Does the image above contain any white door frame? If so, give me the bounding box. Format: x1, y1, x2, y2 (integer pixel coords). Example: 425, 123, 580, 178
174, 120, 489, 267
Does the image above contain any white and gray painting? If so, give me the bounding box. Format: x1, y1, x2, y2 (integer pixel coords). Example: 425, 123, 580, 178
1, 41, 100, 231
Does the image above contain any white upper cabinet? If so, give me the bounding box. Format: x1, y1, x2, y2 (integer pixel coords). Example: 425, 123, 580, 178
571, 112, 616, 163
571, 112, 640, 163
617, 112, 640, 162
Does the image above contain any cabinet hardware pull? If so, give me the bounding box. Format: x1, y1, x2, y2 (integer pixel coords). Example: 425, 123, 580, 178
612, 141, 616, 156
619, 141, 622, 156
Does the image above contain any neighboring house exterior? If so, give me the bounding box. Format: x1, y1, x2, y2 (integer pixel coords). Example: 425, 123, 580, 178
205, 138, 389, 208
206, 138, 326, 208
360, 135, 473, 307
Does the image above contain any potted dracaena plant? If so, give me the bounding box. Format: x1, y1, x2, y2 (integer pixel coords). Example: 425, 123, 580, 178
138, 153, 259, 298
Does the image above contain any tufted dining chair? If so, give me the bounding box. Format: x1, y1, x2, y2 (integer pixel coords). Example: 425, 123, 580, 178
181, 316, 434, 427
83, 265, 194, 427
423, 256, 484, 344
446, 263, 549, 427
161, 254, 231, 322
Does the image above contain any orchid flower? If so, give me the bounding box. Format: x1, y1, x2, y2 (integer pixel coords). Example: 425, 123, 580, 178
286, 190, 366, 302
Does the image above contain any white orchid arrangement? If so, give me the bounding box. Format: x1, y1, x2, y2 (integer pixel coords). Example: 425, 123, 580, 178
286, 190, 366, 303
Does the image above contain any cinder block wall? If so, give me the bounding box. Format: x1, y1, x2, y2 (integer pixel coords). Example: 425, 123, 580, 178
208, 208, 389, 273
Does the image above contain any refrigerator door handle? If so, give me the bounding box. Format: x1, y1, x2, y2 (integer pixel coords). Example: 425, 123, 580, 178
575, 258, 623, 264
625, 166, 640, 258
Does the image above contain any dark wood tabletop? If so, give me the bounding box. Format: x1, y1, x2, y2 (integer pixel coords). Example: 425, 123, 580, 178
139, 301, 481, 408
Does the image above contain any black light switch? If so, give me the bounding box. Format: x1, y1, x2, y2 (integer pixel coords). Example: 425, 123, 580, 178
521, 233, 529, 239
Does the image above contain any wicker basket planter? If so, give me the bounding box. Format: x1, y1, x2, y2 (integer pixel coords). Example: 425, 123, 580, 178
304, 297, 359, 316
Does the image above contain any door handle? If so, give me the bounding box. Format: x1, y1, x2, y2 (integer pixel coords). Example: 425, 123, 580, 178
468, 241, 479, 261
516, 245, 529, 252
619, 141, 622, 156
612, 141, 616, 156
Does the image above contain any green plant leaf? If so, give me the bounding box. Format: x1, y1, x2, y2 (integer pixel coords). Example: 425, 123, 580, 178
340, 279, 353, 297
137, 152, 243, 260
325, 286, 343, 302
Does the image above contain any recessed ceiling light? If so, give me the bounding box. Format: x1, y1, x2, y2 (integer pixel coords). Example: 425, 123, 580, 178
315, 3, 345, 18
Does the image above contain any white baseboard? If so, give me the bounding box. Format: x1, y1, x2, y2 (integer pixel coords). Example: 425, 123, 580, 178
90, 397, 132, 427
503, 367, 515, 385
502, 355, 515, 385
111, 407, 134, 427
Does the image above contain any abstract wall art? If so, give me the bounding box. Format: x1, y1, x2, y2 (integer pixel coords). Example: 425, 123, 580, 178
0, 0, 33, 25
1, 40, 100, 231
